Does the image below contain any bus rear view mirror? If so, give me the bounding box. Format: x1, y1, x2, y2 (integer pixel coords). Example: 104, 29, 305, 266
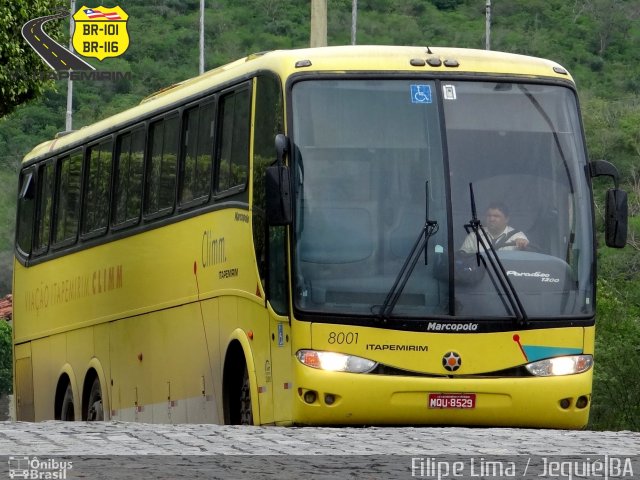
266, 165, 292, 226
605, 188, 627, 248
590, 160, 628, 249
266, 134, 293, 226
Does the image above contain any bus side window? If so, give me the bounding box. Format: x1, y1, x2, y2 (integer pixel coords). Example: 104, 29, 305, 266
82, 140, 113, 237
53, 150, 83, 246
16, 169, 36, 257
216, 86, 250, 195
34, 161, 55, 255
113, 127, 145, 227
145, 114, 179, 217
180, 101, 214, 207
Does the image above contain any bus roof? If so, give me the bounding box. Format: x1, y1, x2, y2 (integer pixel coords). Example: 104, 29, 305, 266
23, 45, 573, 164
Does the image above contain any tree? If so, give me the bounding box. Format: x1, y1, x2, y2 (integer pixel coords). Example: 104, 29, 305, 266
429, 0, 463, 10
577, 0, 639, 56
0, 0, 65, 118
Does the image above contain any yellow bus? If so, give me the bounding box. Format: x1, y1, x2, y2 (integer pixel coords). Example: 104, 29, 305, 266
13, 46, 627, 428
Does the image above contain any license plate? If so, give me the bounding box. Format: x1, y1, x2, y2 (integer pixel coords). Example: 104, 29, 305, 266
428, 393, 476, 409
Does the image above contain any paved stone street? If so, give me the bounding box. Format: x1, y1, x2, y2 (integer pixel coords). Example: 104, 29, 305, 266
1, 421, 639, 456
0, 422, 637, 479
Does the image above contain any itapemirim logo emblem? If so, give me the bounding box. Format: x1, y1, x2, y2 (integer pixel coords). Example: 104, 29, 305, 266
21, 5, 131, 81
442, 351, 462, 372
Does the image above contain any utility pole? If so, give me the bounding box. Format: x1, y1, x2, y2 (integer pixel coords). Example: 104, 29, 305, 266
485, 0, 491, 50
310, 0, 327, 47
199, 0, 205, 74
351, 0, 357, 45
66, 0, 75, 131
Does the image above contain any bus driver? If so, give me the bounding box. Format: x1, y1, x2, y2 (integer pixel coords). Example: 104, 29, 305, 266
460, 202, 529, 253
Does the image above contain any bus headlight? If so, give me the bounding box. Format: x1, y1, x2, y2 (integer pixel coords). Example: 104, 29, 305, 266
296, 350, 378, 373
525, 355, 593, 376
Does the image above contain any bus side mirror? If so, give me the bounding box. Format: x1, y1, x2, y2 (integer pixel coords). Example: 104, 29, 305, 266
590, 160, 628, 248
265, 134, 292, 226
605, 188, 627, 248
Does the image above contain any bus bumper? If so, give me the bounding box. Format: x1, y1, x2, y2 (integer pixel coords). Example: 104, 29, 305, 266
291, 363, 592, 429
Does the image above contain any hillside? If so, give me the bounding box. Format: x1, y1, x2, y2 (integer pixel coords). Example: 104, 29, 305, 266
3, 0, 637, 297
0, 0, 638, 430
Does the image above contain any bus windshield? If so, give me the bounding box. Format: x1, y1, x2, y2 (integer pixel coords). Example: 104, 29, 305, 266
291, 78, 593, 321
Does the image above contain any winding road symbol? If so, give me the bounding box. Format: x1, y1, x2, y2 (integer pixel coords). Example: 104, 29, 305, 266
22, 10, 95, 71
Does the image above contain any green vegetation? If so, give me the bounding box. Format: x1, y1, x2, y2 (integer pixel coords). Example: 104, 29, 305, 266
0, 321, 11, 395
0, 0, 65, 117
0, 167, 16, 297
590, 279, 640, 431
0, 0, 638, 430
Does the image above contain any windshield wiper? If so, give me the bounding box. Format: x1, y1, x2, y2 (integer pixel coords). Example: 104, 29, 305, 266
464, 183, 528, 326
375, 181, 438, 321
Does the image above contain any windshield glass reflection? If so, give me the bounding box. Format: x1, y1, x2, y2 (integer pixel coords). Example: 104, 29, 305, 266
291, 79, 593, 320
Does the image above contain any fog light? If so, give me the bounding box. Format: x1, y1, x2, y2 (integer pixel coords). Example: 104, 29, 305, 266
559, 398, 571, 409
576, 395, 589, 409
324, 394, 335, 405
303, 390, 317, 404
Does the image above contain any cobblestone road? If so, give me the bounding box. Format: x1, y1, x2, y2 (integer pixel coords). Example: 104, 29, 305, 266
0, 422, 637, 479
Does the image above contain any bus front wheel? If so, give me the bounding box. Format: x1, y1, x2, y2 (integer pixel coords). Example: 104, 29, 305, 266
239, 367, 254, 425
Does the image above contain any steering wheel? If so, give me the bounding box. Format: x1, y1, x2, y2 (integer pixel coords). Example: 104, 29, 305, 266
499, 241, 542, 253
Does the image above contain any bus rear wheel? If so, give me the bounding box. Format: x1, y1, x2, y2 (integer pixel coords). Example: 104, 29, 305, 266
86, 377, 104, 421
60, 384, 75, 421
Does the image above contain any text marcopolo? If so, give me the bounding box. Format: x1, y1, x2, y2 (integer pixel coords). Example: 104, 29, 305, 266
427, 322, 479, 332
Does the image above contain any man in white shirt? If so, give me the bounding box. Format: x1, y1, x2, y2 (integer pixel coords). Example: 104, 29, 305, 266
460, 202, 529, 253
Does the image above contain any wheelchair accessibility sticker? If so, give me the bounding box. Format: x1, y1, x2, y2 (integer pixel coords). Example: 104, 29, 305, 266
410, 84, 432, 104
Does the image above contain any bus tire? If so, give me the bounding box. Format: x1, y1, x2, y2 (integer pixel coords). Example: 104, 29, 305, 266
239, 366, 254, 425
60, 384, 75, 421
86, 377, 104, 421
